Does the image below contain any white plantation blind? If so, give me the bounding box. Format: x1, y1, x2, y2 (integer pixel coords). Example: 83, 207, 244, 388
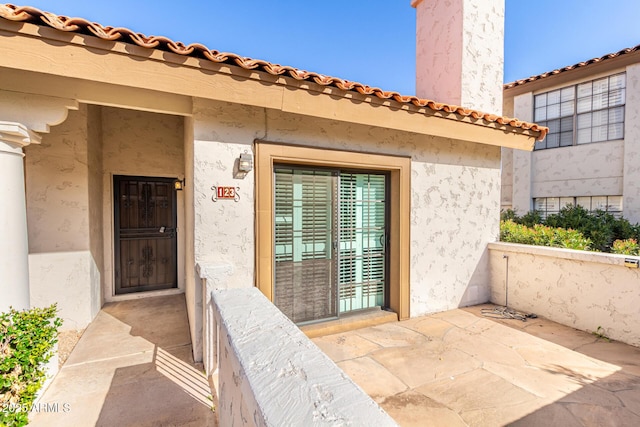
338, 173, 386, 313
273, 167, 389, 323
535, 72, 626, 149
274, 168, 337, 323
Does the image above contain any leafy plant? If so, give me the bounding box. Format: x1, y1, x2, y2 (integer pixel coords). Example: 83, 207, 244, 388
500, 208, 518, 222
500, 220, 591, 250
611, 238, 640, 256
519, 210, 544, 227
503, 206, 640, 253
1, 305, 62, 427
592, 326, 611, 342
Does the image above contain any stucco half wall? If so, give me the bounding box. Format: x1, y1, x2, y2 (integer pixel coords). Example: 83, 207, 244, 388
192, 98, 501, 323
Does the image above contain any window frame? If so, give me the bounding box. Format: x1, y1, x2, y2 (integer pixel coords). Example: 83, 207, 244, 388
533, 196, 623, 218
534, 73, 626, 150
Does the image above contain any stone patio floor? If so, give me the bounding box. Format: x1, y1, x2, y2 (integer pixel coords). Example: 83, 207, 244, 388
30, 294, 216, 427
312, 304, 640, 426
28, 295, 640, 426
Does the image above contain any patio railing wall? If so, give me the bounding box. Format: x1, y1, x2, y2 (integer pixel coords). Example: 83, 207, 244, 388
198, 263, 397, 426
488, 242, 640, 347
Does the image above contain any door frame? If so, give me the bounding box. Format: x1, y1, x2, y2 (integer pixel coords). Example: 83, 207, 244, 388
272, 165, 391, 323
105, 173, 185, 301
255, 141, 411, 320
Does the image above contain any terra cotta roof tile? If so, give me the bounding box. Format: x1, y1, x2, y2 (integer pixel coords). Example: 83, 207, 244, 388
0, 3, 547, 140
504, 44, 640, 90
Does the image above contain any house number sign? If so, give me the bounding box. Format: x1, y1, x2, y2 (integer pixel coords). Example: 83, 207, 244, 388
212, 186, 240, 202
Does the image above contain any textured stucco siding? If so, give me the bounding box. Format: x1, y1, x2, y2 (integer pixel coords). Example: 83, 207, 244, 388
193, 99, 501, 318
26, 106, 90, 253
415, 0, 504, 114
511, 93, 534, 213
459, 0, 504, 114
501, 96, 515, 209
211, 288, 397, 426
87, 105, 104, 319
623, 63, 640, 223
29, 251, 96, 330
531, 140, 624, 197
489, 242, 640, 347
25, 105, 99, 329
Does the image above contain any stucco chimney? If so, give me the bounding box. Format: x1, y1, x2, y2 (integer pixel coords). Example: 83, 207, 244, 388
411, 0, 504, 114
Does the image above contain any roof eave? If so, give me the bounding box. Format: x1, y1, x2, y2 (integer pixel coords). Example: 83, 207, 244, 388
0, 15, 542, 150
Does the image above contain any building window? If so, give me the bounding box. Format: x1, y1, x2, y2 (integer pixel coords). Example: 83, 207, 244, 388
534, 73, 625, 150
533, 196, 623, 218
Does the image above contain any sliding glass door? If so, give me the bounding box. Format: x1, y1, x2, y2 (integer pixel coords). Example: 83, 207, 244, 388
337, 173, 387, 313
274, 166, 387, 324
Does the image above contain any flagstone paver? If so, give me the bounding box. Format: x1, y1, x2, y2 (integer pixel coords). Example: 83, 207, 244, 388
337, 356, 408, 401
312, 304, 640, 426
30, 295, 216, 427
380, 390, 467, 427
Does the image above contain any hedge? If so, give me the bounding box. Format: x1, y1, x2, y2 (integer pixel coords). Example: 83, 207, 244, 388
500, 220, 591, 250
1, 305, 62, 427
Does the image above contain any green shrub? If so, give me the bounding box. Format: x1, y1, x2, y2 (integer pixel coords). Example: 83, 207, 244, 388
544, 206, 606, 250
519, 210, 544, 227
1, 305, 62, 427
500, 220, 591, 250
505, 205, 640, 253
611, 238, 640, 256
500, 209, 518, 222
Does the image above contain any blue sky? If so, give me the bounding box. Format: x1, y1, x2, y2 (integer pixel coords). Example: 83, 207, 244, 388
14, 0, 640, 96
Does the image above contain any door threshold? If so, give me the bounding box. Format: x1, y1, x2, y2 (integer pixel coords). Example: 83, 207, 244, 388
300, 309, 398, 338
106, 288, 183, 303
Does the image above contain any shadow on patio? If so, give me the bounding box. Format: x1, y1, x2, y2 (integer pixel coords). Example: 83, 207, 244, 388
312, 304, 640, 426
30, 294, 216, 427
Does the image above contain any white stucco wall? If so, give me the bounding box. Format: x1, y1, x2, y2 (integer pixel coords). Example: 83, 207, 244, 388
489, 242, 640, 347
531, 140, 624, 197
87, 105, 104, 319
501, 94, 515, 210
623, 63, 640, 224
192, 99, 501, 319
29, 251, 97, 330
414, 0, 504, 114
511, 93, 534, 213
501, 147, 514, 209
25, 105, 99, 329
210, 287, 397, 426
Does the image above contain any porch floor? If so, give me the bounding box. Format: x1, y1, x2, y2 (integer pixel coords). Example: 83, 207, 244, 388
312, 304, 640, 426
30, 294, 216, 427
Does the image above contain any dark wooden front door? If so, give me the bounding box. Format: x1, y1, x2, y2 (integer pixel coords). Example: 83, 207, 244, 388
114, 176, 177, 294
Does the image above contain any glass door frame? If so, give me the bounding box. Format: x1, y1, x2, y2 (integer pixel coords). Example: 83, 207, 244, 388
255, 141, 412, 321
272, 164, 391, 324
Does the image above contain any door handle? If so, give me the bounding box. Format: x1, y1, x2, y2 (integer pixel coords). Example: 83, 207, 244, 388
157, 227, 176, 238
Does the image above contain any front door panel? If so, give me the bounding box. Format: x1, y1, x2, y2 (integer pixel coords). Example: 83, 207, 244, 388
114, 176, 177, 294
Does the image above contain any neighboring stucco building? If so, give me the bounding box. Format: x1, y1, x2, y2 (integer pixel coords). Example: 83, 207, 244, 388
502, 43, 640, 223
0, 2, 544, 361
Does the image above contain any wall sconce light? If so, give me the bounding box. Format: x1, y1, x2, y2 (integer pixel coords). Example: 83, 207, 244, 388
174, 178, 185, 191
238, 152, 253, 173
